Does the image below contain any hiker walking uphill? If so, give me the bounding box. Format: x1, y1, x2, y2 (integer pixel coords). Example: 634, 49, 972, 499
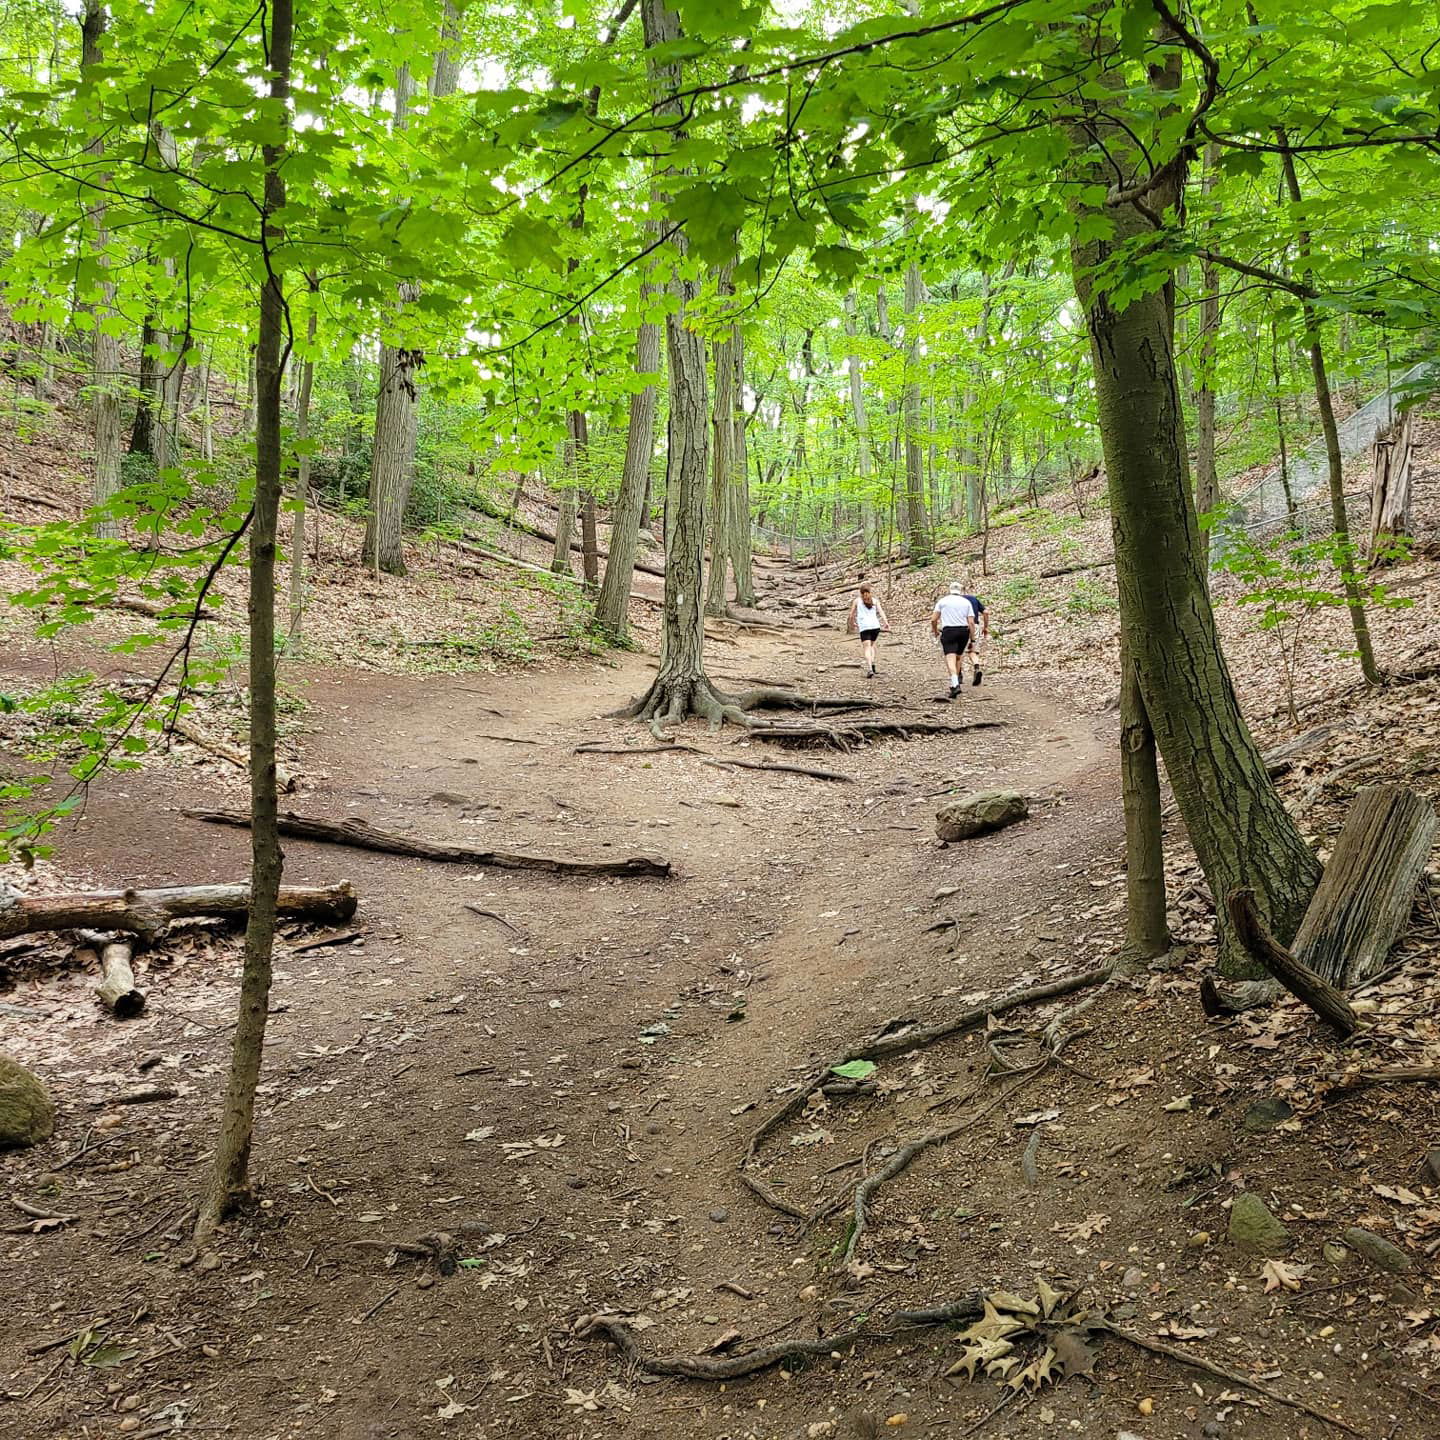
846, 583, 891, 678
963, 589, 989, 687
931, 582, 977, 702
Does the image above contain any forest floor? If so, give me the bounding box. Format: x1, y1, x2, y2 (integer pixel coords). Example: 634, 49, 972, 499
3, 545, 1440, 1440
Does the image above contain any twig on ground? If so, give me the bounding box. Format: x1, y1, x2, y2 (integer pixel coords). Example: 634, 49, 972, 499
463, 905, 525, 937
51, 1130, 130, 1172
1100, 1321, 1364, 1436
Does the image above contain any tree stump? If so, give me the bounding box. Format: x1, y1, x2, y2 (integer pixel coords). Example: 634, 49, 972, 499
0, 1053, 54, 1149
1291, 785, 1436, 987
935, 790, 1029, 842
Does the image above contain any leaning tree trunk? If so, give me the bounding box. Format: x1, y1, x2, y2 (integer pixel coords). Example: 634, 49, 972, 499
1067, 46, 1321, 978
594, 221, 662, 641
80, 0, 122, 540
1277, 140, 1380, 685
196, 0, 292, 1243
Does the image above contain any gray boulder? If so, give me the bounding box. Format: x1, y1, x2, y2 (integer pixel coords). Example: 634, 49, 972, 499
1228, 1192, 1292, 1253
0, 1053, 54, 1150
935, 789, 1029, 843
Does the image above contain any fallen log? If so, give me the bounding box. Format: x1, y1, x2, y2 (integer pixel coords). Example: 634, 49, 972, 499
1038, 557, 1116, 579
1226, 889, 1357, 1037
0, 880, 356, 942
89, 940, 145, 1018
463, 510, 666, 578
171, 715, 298, 793
183, 809, 672, 879
746, 719, 1002, 752
112, 596, 221, 622
1260, 723, 1338, 779
1291, 784, 1437, 987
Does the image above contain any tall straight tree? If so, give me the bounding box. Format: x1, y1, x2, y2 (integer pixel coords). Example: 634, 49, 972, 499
901, 250, 933, 563
197, 0, 293, 1240
79, 0, 121, 540
1276, 137, 1380, 685
1193, 142, 1221, 520
728, 322, 756, 607
361, 7, 460, 576
1067, 21, 1320, 975
704, 264, 736, 616
843, 289, 878, 555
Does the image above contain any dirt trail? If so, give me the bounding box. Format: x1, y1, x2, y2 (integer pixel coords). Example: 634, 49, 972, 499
3, 577, 1138, 1440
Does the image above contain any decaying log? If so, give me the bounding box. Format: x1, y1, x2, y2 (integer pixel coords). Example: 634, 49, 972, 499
1226, 889, 1357, 1037
1291, 784, 1437, 987
88, 941, 144, 1018
111, 596, 220, 621
746, 719, 1002, 751
183, 809, 672, 879
171, 715, 298, 793
0, 880, 357, 942
1260, 724, 1337, 778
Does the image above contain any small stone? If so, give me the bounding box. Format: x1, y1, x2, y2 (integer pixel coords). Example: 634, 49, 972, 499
119, 1395, 142, 1412
1242, 1097, 1294, 1133
1137, 1397, 1154, 1416
1228, 1193, 1292, 1254
1202, 1423, 1224, 1438
118, 1420, 141, 1435
1343, 1226, 1413, 1273
618, 1057, 642, 1070
1322, 1241, 1350, 1267
1188, 1231, 1211, 1248
566, 1176, 587, 1190
807, 1423, 836, 1439
1120, 1266, 1144, 1290
416, 1274, 435, 1290
709, 1207, 729, 1224
196, 1251, 222, 1273
645, 1123, 663, 1136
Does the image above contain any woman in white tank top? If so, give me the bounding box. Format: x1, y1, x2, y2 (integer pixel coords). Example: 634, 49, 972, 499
846, 584, 890, 678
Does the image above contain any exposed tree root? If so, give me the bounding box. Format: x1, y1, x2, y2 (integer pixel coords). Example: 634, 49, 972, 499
1099, 1322, 1364, 1436
575, 1291, 985, 1381
615, 671, 883, 741
702, 757, 854, 783
741, 966, 1112, 1216
832, 1066, 1048, 1267
746, 719, 1003, 751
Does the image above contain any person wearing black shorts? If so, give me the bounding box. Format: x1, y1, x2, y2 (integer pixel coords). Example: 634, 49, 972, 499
930, 583, 976, 701
963, 592, 988, 686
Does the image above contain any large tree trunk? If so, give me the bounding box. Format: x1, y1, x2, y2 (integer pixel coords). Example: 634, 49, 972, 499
1194, 143, 1220, 522
1119, 632, 1170, 963
1067, 49, 1321, 977
594, 217, 662, 641
901, 257, 933, 564
80, 0, 122, 541
1277, 141, 1380, 686
196, 0, 292, 1242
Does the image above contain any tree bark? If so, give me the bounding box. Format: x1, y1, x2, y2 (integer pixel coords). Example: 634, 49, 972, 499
1119, 632, 1170, 963
705, 268, 737, 617
80, 0, 122, 540
1368, 412, 1412, 561
1193, 143, 1220, 522
551, 467, 578, 576
196, 0, 292, 1242
1066, 37, 1321, 976
1276, 140, 1380, 685
129, 313, 159, 457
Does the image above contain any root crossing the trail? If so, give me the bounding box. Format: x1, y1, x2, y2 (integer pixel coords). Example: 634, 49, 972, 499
747, 718, 1003, 751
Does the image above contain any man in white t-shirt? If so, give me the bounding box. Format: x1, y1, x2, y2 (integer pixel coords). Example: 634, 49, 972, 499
930, 582, 976, 701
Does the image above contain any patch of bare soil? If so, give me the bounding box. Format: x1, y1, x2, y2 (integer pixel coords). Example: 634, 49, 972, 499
3, 571, 1437, 1440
